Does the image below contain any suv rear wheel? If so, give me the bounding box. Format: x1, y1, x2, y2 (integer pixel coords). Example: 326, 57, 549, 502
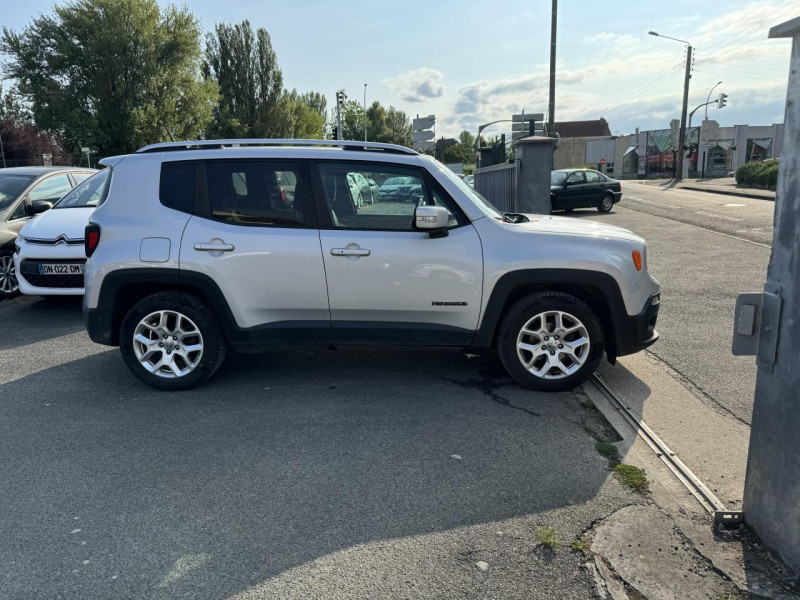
120, 292, 227, 390
497, 291, 604, 392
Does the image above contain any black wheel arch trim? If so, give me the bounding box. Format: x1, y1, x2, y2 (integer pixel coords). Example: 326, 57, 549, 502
471, 268, 658, 361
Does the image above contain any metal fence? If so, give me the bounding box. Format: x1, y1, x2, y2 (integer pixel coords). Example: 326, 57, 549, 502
474, 161, 519, 212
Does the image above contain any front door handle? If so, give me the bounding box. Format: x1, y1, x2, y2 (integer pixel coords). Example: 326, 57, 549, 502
194, 242, 235, 252
330, 247, 370, 257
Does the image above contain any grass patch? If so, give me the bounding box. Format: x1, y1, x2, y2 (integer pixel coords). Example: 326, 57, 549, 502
595, 441, 620, 467
570, 539, 588, 553
535, 525, 558, 549
613, 464, 650, 494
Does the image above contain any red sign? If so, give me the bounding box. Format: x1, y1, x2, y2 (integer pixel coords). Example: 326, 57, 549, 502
600, 158, 607, 165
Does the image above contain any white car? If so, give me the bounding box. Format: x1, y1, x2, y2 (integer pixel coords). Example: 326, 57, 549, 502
15, 169, 109, 296
83, 139, 660, 391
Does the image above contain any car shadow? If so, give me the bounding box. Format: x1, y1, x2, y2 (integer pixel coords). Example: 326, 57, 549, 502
0, 295, 85, 350
0, 346, 630, 599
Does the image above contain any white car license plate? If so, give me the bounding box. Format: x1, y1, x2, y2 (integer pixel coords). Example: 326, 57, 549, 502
38, 263, 84, 275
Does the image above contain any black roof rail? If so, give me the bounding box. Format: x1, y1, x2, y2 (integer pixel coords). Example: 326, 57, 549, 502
136, 139, 418, 155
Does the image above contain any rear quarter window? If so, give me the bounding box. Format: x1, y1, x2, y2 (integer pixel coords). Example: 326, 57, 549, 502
160, 162, 195, 214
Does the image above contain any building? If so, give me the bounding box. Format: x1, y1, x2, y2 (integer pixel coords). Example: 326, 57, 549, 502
551, 119, 618, 174
614, 121, 784, 179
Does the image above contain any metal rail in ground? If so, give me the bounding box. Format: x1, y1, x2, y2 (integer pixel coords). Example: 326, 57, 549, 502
590, 373, 744, 527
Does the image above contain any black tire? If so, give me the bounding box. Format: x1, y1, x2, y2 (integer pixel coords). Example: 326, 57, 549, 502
598, 193, 614, 213
120, 292, 227, 391
0, 249, 20, 300
496, 291, 604, 392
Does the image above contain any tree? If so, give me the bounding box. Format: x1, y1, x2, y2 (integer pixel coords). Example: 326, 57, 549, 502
0, 119, 72, 166
328, 98, 412, 147
1, 0, 217, 156
286, 89, 324, 139
442, 130, 477, 164
205, 20, 291, 138
0, 84, 29, 122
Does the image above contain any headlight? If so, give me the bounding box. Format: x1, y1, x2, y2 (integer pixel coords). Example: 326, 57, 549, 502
14, 238, 22, 253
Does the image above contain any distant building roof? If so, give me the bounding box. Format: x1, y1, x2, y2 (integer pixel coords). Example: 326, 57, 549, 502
552, 119, 611, 138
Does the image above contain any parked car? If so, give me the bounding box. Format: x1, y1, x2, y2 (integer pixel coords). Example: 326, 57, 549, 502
378, 176, 417, 200
463, 174, 474, 188
0, 166, 96, 299
14, 168, 109, 297
83, 139, 659, 391
550, 168, 622, 213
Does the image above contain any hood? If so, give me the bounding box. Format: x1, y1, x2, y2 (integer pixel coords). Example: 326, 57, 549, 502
516, 214, 645, 244
20, 207, 95, 241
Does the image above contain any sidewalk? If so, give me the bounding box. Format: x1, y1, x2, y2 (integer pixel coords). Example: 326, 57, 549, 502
632, 177, 776, 201
579, 353, 800, 598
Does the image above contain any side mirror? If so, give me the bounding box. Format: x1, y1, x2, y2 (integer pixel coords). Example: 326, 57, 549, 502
415, 205, 450, 237
31, 200, 54, 214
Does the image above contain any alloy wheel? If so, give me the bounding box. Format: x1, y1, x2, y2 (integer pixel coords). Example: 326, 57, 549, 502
0, 255, 18, 295
516, 310, 590, 379
601, 195, 614, 211
132, 310, 204, 378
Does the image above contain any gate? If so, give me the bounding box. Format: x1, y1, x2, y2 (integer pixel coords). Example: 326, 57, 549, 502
473, 161, 519, 213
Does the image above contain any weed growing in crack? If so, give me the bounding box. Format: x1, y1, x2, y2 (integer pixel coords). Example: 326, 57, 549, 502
535, 525, 558, 549
613, 464, 650, 494
595, 441, 621, 467
570, 539, 588, 553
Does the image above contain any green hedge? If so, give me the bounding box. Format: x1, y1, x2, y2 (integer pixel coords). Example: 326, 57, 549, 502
735, 159, 779, 189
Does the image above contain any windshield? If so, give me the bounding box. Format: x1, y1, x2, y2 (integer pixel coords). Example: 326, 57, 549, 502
437, 163, 502, 218
551, 171, 568, 185
382, 177, 409, 186
54, 169, 110, 208
0, 174, 35, 209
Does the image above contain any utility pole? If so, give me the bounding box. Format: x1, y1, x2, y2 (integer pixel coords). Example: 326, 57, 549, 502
648, 31, 693, 180
363, 83, 368, 142
0, 133, 6, 168
677, 44, 692, 180
547, 0, 557, 138
733, 15, 800, 574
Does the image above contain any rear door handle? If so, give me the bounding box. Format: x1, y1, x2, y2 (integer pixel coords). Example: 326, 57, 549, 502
194, 242, 235, 252
331, 248, 370, 257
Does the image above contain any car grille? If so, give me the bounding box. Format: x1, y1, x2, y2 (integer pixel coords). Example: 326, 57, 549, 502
19, 260, 85, 289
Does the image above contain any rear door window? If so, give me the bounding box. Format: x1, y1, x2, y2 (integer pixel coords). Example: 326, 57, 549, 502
203, 160, 308, 227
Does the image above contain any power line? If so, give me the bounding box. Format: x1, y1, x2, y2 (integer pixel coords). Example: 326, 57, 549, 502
577, 60, 683, 120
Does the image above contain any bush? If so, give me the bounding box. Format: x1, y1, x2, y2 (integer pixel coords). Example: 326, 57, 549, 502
735, 159, 779, 189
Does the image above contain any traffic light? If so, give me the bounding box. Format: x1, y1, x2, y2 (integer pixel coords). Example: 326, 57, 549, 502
336, 89, 347, 105
718, 93, 728, 109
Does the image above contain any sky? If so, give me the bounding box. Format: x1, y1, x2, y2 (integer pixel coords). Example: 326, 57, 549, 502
2, 0, 797, 140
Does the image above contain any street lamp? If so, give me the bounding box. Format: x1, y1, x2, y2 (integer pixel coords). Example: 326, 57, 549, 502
649, 30, 693, 180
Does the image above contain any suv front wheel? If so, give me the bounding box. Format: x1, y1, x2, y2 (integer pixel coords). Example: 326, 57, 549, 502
120, 292, 227, 390
497, 291, 604, 392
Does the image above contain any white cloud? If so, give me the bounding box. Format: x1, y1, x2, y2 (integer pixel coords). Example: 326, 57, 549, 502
383, 68, 445, 103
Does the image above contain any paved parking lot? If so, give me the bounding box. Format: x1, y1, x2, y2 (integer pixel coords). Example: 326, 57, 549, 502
0, 295, 637, 599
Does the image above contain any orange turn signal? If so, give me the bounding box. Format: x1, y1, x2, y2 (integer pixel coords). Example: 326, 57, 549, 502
632, 250, 643, 271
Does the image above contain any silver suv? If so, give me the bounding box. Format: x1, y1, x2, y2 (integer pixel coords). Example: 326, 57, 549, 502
83, 140, 660, 391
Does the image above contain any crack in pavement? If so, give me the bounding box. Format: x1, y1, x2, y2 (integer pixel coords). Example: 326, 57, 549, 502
441, 376, 543, 417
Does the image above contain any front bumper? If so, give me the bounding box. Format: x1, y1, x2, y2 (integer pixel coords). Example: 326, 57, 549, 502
14, 253, 86, 296
613, 293, 660, 358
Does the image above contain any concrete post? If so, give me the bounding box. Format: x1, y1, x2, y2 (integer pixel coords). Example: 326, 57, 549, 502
742, 16, 800, 574
516, 136, 557, 214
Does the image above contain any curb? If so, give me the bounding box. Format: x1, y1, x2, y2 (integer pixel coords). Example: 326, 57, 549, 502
679, 185, 775, 201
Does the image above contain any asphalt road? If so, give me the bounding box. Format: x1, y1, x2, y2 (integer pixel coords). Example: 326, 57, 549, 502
0, 295, 637, 600
565, 181, 773, 424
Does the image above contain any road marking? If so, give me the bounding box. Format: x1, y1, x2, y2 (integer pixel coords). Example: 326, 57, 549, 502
723, 203, 746, 207
615, 205, 771, 250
